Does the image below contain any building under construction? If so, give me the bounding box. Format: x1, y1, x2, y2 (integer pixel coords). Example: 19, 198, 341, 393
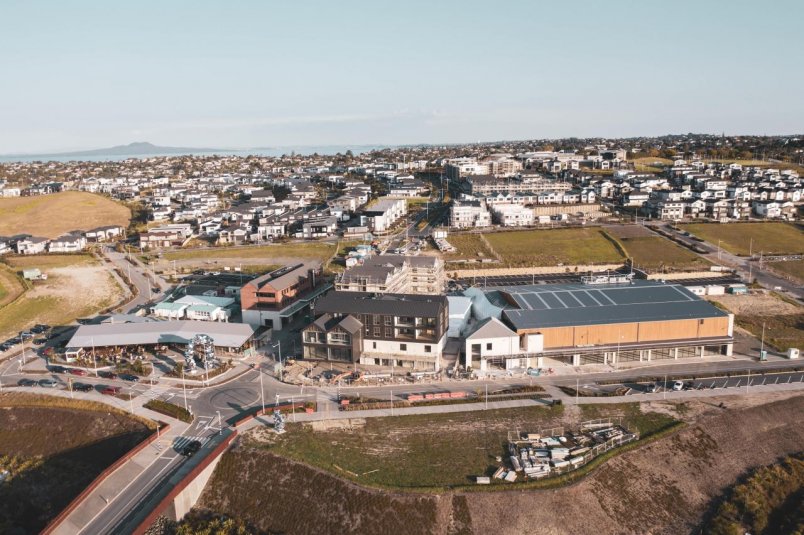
335, 254, 444, 295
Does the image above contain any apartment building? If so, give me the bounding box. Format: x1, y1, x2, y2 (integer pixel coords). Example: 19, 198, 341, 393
336, 254, 444, 295
445, 158, 489, 182
490, 204, 534, 226
362, 197, 407, 233
304, 292, 449, 370
240, 262, 329, 330
450, 200, 491, 228
138, 224, 193, 249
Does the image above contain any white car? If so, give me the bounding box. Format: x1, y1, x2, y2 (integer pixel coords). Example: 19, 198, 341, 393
672, 381, 685, 391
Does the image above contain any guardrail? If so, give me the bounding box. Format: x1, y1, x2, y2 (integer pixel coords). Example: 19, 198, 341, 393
40, 422, 169, 535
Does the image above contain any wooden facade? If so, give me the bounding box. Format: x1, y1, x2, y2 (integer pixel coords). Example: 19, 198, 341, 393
521, 316, 731, 350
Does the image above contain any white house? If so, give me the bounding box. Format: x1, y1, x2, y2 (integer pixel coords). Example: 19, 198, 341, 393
464, 317, 543, 371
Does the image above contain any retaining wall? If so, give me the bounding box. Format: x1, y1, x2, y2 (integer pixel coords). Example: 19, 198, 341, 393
452, 264, 623, 278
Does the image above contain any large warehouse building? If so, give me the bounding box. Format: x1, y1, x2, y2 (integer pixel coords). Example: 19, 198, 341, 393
462, 280, 734, 370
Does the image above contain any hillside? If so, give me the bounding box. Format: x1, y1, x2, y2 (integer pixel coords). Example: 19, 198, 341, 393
0, 191, 131, 238
182, 393, 803, 535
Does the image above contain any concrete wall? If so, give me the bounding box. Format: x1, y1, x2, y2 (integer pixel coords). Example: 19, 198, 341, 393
168, 448, 226, 520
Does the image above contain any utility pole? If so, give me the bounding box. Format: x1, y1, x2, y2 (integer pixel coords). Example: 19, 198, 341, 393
182, 368, 188, 412
485, 384, 488, 410
575, 378, 579, 405
759, 321, 766, 360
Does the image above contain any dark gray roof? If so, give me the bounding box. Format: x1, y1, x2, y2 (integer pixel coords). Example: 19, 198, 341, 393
483, 281, 728, 330
315, 291, 447, 317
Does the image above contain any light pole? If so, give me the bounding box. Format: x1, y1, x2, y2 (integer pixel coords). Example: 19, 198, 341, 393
259, 365, 265, 414
273, 341, 283, 381
216, 410, 222, 434
759, 321, 766, 360
717, 240, 722, 263
182, 368, 188, 412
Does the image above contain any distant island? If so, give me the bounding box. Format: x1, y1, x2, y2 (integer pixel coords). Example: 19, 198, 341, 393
3, 141, 226, 159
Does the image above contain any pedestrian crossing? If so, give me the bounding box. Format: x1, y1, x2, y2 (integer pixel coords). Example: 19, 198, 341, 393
172, 435, 210, 451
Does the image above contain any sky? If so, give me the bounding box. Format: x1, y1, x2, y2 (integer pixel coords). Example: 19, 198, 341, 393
1, 0, 803, 153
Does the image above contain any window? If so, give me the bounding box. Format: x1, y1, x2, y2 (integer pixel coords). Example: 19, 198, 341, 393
424, 345, 431, 353
486, 343, 492, 350
373, 327, 380, 337
385, 327, 392, 337
384, 316, 392, 325
372, 342, 377, 349
400, 344, 407, 351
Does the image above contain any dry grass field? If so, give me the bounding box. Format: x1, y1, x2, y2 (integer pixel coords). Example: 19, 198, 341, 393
0, 264, 25, 308
443, 233, 497, 261
0, 393, 152, 533
769, 259, 804, 282
681, 222, 804, 255
708, 292, 804, 351
485, 228, 624, 267
158, 242, 336, 272
0, 191, 131, 238
0, 254, 123, 338
187, 394, 804, 535
621, 237, 709, 270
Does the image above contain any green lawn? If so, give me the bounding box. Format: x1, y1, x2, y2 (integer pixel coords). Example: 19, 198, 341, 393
681, 223, 804, 256
620, 236, 709, 270
485, 228, 624, 267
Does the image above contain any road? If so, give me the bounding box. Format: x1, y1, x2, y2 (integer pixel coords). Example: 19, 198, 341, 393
103, 248, 168, 312
658, 225, 803, 299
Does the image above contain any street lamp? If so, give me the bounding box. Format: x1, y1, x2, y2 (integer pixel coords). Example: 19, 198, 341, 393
273, 341, 283, 381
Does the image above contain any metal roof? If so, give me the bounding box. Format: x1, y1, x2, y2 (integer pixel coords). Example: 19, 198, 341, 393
315, 291, 447, 317
476, 281, 728, 331
67, 320, 254, 349
466, 317, 517, 340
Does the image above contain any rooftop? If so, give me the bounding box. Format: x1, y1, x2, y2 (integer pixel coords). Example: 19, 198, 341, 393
66, 320, 254, 348
474, 281, 729, 331
315, 291, 447, 317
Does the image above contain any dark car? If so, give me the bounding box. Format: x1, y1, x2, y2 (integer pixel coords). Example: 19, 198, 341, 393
119, 374, 140, 382
98, 371, 118, 379
17, 378, 36, 387
73, 382, 94, 392
180, 440, 202, 457
33, 337, 48, 345
48, 366, 67, 374
101, 386, 121, 396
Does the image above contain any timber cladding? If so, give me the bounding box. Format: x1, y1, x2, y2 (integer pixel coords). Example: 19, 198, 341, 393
525, 316, 731, 349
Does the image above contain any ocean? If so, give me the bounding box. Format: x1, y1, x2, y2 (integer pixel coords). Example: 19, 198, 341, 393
0, 145, 391, 164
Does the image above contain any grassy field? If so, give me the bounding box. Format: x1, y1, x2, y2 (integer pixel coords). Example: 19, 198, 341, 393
161, 242, 336, 263
736, 314, 804, 352
0, 191, 131, 238
443, 233, 497, 261
0, 255, 122, 338
485, 228, 624, 267
681, 222, 804, 255
0, 393, 152, 533
632, 156, 673, 173
769, 259, 804, 282
0, 264, 25, 308
619, 236, 709, 270
261, 402, 676, 490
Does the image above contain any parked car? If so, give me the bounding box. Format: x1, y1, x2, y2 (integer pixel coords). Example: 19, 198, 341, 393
672, 381, 685, 391
38, 379, 58, 388
101, 386, 121, 396
68, 368, 88, 376
646, 383, 658, 393
180, 440, 202, 457
73, 382, 94, 392
119, 374, 140, 382
33, 337, 48, 345
17, 378, 36, 387
98, 371, 118, 379
48, 366, 67, 374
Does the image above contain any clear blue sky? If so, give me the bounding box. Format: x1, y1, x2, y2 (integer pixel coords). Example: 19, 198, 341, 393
1, 0, 802, 153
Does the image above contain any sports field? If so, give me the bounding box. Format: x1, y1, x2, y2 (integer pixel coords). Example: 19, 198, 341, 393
681, 223, 803, 255
0, 191, 131, 238
485, 228, 624, 267
443, 233, 497, 261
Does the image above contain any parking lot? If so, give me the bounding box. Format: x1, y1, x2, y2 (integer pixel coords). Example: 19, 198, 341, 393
454, 273, 742, 288
589, 371, 804, 396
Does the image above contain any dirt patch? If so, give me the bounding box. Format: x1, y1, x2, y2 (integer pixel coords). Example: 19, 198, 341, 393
465, 394, 804, 535
707, 292, 801, 316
